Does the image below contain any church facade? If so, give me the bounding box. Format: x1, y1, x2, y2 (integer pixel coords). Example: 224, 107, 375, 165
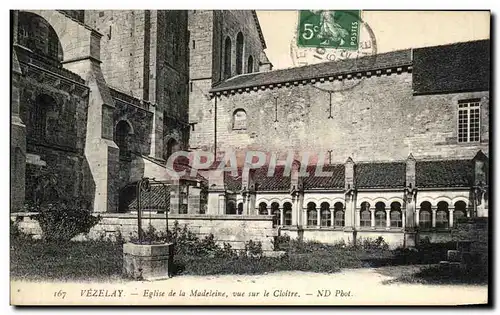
10, 10, 489, 247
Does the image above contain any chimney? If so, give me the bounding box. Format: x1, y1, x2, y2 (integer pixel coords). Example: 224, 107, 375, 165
473, 150, 488, 187
290, 159, 301, 192
345, 157, 355, 191
207, 169, 225, 191
406, 153, 416, 189
241, 163, 256, 192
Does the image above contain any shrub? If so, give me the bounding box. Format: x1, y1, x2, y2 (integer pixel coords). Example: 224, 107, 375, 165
131, 221, 238, 258
244, 240, 263, 258
356, 236, 389, 251
32, 202, 101, 241
215, 242, 238, 259
272, 234, 291, 251
10, 219, 28, 241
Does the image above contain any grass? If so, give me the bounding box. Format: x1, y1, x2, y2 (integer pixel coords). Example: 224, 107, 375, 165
11, 235, 487, 284
10, 238, 123, 282
174, 250, 392, 276
10, 237, 393, 280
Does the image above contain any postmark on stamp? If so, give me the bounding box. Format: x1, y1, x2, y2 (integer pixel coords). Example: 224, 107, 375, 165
297, 10, 361, 50
290, 10, 377, 92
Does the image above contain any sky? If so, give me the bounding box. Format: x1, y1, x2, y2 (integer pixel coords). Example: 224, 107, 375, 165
256, 11, 490, 69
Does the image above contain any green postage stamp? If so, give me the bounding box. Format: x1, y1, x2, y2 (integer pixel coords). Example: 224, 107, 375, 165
297, 10, 361, 50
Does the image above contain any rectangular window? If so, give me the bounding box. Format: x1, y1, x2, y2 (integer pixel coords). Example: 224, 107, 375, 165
458, 100, 481, 143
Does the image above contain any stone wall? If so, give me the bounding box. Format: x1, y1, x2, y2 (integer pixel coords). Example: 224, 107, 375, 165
16, 46, 94, 208
113, 101, 154, 156
156, 10, 190, 157
188, 10, 266, 152
85, 10, 147, 100
214, 10, 264, 81
212, 73, 489, 163
11, 213, 277, 251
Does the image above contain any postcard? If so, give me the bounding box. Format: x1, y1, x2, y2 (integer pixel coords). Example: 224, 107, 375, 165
10, 9, 490, 306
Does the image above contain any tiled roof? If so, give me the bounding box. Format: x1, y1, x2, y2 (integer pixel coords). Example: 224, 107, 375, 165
224, 166, 291, 192
254, 166, 291, 191
125, 184, 171, 211
303, 164, 344, 189
416, 160, 474, 188
221, 157, 480, 192
210, 49, 412, 93
412, 39, 490, 94
171, 161, 208, 182
355, 162, 406, 188
224, 164, 344, 191
224, 168, 242, 192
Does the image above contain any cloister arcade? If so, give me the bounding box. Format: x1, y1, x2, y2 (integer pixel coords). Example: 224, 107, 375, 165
241, 194, 473, 230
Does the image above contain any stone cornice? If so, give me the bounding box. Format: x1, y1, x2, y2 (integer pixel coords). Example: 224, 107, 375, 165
19, 61, 89, 97
210, 64, 413, 97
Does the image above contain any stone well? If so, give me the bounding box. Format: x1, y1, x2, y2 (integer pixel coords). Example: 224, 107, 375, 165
123, 242, 174, 281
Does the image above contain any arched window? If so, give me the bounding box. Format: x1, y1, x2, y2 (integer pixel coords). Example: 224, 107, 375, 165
17, 12, 63, 61
115, 120, 132, 158
226, 200, 236, 215
283, 202, 292, 226
237, 202, 243, 215
232, 109, 247, 130
454, 201, 467, 225
436, 201, 449, 228
360, 202, 371, 227
419, 201, 432, 228
247, 55, 254, 74
333, 202, 344, 227
258, 202, 268, 215
375, 202, 386, 227
236, 32, 244, 75
271, 202, 280, 226
320, 202, 331, 227
165, 138, 180, 161
307, 202, 317, 226
224, 36, 232, 78
390, 202, 402, 227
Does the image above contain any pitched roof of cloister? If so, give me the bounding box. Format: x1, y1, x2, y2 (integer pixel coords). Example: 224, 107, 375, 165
416, 159, 474, 188
222, 158, 481, 192
302, 164, 344, 189
355, 162, 406, 188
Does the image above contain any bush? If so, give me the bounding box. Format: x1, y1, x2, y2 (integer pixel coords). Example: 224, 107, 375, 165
10, 219, 29, 241
32, 202, 101, 241
244, 240, 263, 258
273, 235, 350, 254
131, 221, 238, 258
356, 236, 389, 251
272, 234, 291, 251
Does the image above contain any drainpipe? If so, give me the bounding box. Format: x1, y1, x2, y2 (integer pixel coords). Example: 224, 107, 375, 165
214, 95, 217, 157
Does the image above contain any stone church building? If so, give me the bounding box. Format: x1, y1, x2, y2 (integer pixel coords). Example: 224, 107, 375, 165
10, 10, 489, 248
